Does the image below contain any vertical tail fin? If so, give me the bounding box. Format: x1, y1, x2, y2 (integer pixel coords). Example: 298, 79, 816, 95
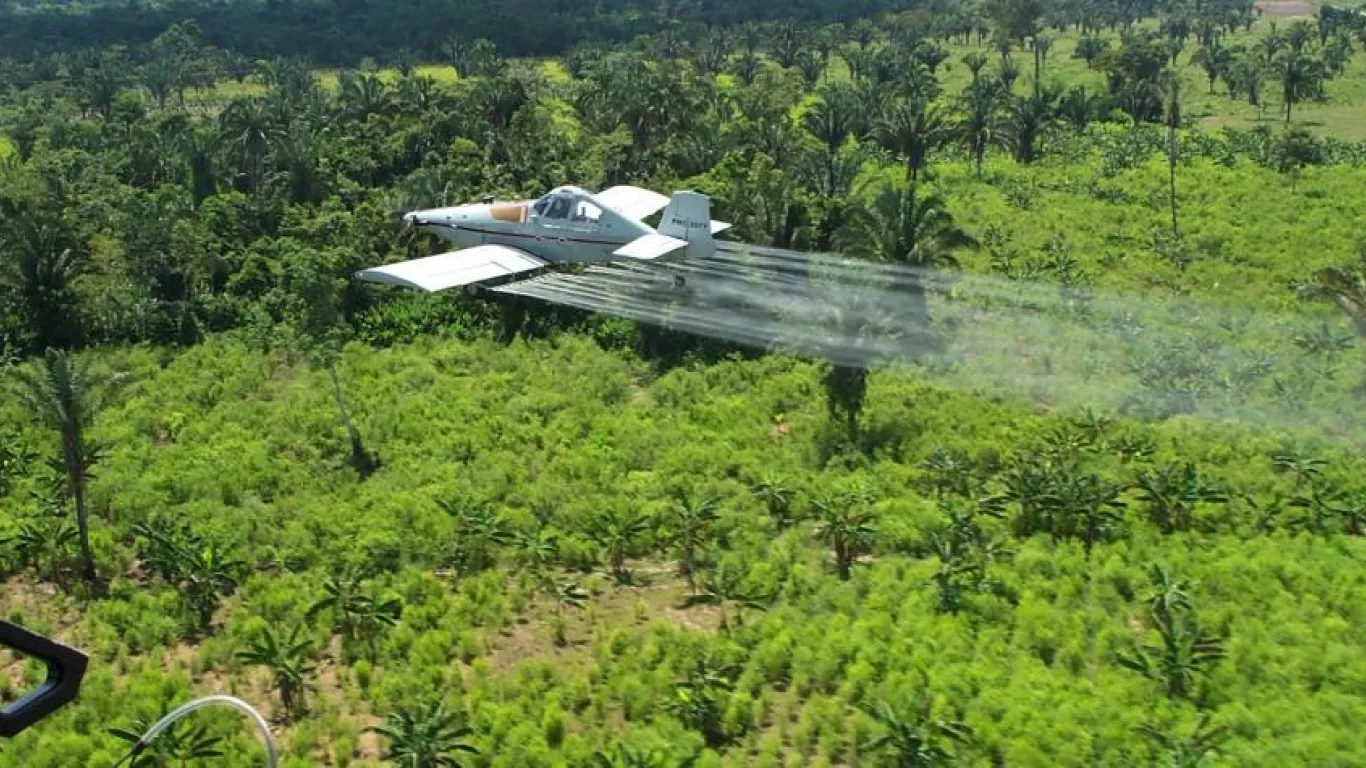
657, 191, 715, 258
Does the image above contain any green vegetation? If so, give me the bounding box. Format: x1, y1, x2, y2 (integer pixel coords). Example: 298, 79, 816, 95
3, 0, 1366, 766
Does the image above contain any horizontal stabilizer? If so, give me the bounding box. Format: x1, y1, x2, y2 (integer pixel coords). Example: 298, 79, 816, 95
711, 220, 732, 235
355, 245, 546, 292
613, 233, 689, 261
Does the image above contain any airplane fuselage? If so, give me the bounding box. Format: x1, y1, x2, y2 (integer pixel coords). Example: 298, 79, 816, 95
411, 194, 652, 267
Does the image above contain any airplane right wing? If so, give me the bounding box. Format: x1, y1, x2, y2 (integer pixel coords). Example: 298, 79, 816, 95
594, 186, 671, 221
355, 245, 548, 292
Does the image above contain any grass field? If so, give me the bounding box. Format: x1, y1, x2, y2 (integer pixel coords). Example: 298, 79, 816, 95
930, 18, 1366, 141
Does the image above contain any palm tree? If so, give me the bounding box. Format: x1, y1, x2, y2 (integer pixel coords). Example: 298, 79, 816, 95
664, 490, 719, 591
1275, 47, 1327, 124
1162, 70, 1182, 241
795, 49, 827, 88
1057, 85, 1104, 131
367, 700, 479, 768
837, 183, 976, 326
999, 58, 1023, 93
3, 515, 77, 582
1138, 713, 1228, 767
78, 51, 129, 119
1117, 617, 1226, 700
587, 508, 651, 585
729, 154, 809, 249
1049, 471, 1128, 555
512, 526, 560, 582
667, 652, 740, 748
930, 532, 982, 614
961, 51, 989, 83
954, 77, 1005, 177
804, 84, 862, 194
1272, 449, 1326, 489
1004, 86, 1060, 164
10, 350, 121, 583
1073, 36, 1110, 67
859, 697, 972, 767
0, 204, 87, 351
439, 500, 513, 575
1031, 32, 1053, 87
1134, 462, 1228, 534
182, 124, 220, 206
1287, 483, 1360, 536
306, 572, 403, 659
680, 564, 769, 631
1221, 54, 1258, 108
1118, 565, 1224, 700
235, 624, 317, 720
752, 473, 798, 530
920, 449, 978, 498
270, 122, 328, 204
547, 579, 588, 646
219, 97, 272, 193
813, 491, 877, 581
396, 74, 437, 114
1143, 564, 1194, 631
872, 99, 950, 184
1191, 40, 1233, 94
109, 706, 225, 767
770, 22, 806, 68
179, 540, 244, 630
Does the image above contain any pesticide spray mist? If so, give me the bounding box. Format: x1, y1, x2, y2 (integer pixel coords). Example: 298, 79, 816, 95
495, 243, 1366, 445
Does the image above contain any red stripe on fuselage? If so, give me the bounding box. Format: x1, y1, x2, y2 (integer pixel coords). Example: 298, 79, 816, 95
454, 225, 627, 247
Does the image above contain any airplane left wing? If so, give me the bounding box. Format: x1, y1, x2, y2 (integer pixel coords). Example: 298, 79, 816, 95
355, 245, 548, 292
595, 186, 671, 221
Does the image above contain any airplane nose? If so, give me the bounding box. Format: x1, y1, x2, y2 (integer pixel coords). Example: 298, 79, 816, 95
405, 204, 495, 228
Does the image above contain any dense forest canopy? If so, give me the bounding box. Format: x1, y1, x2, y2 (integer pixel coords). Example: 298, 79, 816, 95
0, 0, 1266, 63
4, 0, 1366, 765
5, 0, 900, 62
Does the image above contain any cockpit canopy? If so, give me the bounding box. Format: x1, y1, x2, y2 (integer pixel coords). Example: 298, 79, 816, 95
532, 186, 602, 225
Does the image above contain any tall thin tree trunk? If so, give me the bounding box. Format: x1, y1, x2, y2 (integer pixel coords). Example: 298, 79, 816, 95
72, 472, 95, 583
1034, 44, 1042, 94
1167, 85, 1181, 242
682, 546, 695, 592
1168, 126, 1179, 241
63, 434, 96, 583
328, 362, 376, 479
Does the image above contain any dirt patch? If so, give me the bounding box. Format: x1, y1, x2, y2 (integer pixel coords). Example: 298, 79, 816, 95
1256, 0, 1316, 16
0, 578, 84, 644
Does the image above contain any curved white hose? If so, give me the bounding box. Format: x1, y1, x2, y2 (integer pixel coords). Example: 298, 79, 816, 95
122, 695, 277, 767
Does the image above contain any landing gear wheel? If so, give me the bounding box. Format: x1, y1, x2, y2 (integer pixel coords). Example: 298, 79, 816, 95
672, 274, 687, 289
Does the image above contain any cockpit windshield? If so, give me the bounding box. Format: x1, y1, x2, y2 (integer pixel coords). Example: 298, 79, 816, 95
533, 187, 598, 227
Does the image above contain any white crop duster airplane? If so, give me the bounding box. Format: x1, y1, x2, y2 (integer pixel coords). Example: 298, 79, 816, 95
355, 185, 731, 292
